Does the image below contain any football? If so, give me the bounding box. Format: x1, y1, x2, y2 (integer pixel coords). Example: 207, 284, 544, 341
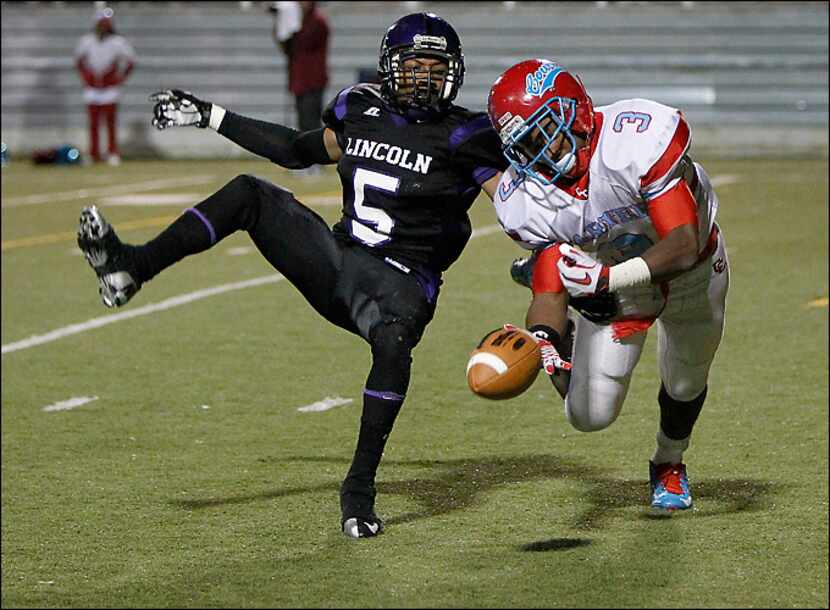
466, 326, 542, 400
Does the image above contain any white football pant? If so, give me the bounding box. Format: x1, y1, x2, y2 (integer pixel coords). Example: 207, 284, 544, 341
564, 228, 730, 432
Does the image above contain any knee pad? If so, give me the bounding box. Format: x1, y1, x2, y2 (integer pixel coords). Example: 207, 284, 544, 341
228, 173, 262, 198
564, 375, 625, 432
663, 363, 710, 403
195, 174, 267, 238
659, 383, 706, 440
367, 319, 420, 395
369, 318, 419, 361
224, 174, 294, 233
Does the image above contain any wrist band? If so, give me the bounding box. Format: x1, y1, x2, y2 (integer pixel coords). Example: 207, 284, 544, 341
209, 104, 226, 131
528, 324, 562, 348
609, 257, 651, 291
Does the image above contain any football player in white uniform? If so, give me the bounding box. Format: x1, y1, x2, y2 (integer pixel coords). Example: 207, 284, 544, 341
486, 59, 730, 513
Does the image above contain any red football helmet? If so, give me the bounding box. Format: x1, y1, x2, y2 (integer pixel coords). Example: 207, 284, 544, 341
488, 59, 595, 185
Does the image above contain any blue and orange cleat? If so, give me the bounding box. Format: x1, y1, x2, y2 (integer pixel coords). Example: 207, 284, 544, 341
649, 461, 693, 513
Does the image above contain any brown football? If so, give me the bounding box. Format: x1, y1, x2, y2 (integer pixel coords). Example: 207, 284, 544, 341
466, 326, 542, 400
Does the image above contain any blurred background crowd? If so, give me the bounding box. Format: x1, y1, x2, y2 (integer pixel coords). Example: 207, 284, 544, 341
1, 1, 827, 164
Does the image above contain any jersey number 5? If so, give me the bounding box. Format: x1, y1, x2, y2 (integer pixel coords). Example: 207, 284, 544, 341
351, 167, 399, 246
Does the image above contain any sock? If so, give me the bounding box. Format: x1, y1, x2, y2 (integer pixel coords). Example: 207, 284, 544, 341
130, 209, 214, 282
652, 427, 690, 465
341, 390, 404, 515
131, 175, 261, 282
651, 383, 707, 465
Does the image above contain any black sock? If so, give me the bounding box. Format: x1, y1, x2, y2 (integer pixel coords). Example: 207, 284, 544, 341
341, 390, 404, 515
659, 383, 707, 440
131, 209, 213, 282
131, 175, 261, 282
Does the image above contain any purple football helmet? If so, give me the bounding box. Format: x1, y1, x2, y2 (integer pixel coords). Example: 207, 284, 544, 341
377, 12, 465, 117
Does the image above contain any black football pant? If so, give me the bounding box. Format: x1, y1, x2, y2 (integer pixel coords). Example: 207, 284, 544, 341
135, 174, 439, 514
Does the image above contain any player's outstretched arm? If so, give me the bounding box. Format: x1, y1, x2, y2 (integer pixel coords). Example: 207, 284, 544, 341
525, 291, 572, 400
149, 89, 341, 168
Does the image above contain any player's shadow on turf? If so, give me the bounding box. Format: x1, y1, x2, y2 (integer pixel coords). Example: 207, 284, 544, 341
171, 454, 779, 533
520, 538, 592, 552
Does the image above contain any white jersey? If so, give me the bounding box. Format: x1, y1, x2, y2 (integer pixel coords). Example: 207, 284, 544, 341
74, 33, 136, 105
493, 98, 721, 320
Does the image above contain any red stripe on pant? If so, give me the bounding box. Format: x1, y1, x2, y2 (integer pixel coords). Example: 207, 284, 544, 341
87, 103, 118, 162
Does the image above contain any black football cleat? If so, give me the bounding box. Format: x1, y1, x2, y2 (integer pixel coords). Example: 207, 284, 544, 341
510, 249, 540, 289
340, 479, 384, 539
77, 205, 141, 308
341, 514, 385, 539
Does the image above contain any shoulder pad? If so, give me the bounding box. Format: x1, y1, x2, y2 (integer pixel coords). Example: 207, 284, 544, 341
596, 99, 690, 191
449, 112, 494, 151
323, 84, 385, 125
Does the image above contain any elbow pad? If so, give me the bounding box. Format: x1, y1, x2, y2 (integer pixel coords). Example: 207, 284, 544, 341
293, 128, 331, 166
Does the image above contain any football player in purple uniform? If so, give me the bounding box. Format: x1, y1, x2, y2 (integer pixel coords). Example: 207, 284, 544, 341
77, 13, 507, 538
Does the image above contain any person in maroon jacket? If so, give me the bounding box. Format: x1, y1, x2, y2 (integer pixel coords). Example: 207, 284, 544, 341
272, 2, 330, 136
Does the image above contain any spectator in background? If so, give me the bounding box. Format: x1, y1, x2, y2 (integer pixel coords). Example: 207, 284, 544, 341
74, 7, 135, 166
271, 2, 330, 142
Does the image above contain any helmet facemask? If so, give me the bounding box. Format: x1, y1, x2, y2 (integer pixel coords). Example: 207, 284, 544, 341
379, 38, 464, 117
390, 53, 456, 113
503, 96, 580, 186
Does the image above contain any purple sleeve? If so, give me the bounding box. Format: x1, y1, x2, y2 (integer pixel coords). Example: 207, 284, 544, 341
449, 114, 509, 183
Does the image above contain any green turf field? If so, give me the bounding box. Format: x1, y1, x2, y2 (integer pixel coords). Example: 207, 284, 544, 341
2, 157, 828, 608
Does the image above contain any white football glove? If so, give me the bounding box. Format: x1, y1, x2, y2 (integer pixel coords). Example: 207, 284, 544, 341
503, 324, 572, 375
556, 243, 610, 298
537, 337, 572, 375
150, 89, 212, 130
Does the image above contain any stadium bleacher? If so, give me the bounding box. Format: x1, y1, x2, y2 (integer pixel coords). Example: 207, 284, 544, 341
1, 1, 827, 158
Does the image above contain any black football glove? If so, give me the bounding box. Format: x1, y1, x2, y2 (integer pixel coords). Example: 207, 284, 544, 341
149, 89, 212, 130
570, 292, 618, 324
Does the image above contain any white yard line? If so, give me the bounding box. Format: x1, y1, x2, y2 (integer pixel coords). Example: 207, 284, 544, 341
2, 274, 285, 355
42, 395, 99, 412
710, 174, 740, 187
470, 225, 504, 238
2, 224, 504, 356
99, 193, 209, 206
0, 165, 744, 356
2, 176, 217, 208
226, 246, 255, 256
297, 396, 354, 413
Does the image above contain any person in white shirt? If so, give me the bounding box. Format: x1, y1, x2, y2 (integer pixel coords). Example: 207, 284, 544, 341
269, 1, 302, 46
74, 7, 136, 165
487, 59, 730, 514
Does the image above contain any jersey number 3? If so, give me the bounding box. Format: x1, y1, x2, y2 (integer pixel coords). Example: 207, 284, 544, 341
351, 167, 399, 246
612, 112, 652, 133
